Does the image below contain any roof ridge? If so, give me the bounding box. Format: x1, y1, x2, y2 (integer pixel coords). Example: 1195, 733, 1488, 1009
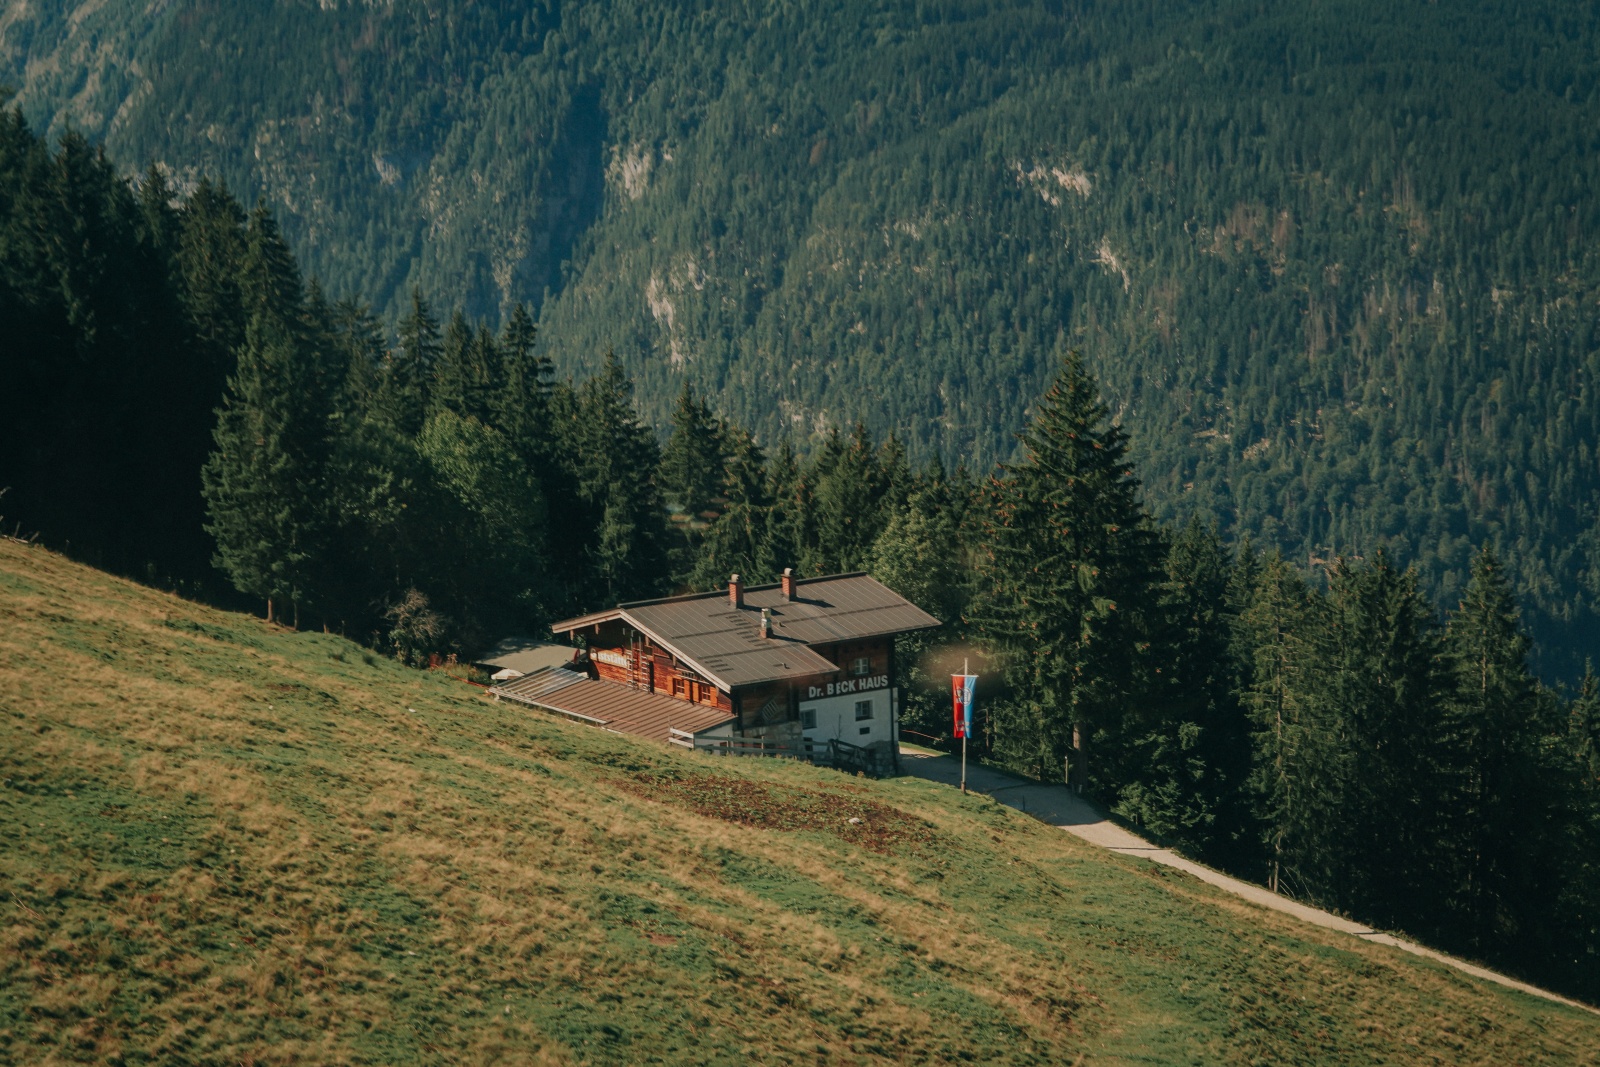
614, 571, 871, 609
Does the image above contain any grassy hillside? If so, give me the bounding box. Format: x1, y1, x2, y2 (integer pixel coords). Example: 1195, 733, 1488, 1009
1, 540, 1597, 1064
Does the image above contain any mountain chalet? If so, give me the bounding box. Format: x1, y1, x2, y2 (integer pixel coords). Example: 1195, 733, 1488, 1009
490, 570, 939, 769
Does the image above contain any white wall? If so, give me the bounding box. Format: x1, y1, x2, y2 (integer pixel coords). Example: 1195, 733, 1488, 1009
798, 686, 896, 748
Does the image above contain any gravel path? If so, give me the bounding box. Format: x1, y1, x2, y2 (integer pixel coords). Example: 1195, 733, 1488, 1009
898, 747, 1598, 1016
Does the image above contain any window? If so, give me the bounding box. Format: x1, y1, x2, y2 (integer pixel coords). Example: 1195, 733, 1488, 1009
854, 700, 873, 721
850, 656, 871, 677
800, 709, 817, 730
672, 678, 685, 698
859, 726, 871, 735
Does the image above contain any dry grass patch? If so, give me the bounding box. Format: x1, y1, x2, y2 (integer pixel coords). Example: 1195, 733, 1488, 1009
617, 770, 941, 854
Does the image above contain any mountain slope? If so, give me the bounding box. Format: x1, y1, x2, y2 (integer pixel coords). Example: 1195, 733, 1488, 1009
2, 538, 1599, 1064
4, 0, 1600, 673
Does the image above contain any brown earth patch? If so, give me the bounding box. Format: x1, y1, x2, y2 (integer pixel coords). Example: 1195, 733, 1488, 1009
618, 771, 940, 854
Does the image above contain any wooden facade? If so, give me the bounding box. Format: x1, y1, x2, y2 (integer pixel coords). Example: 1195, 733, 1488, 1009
582, 625, 895, 731
587, 621, 733, 715
552, 572, 940, 753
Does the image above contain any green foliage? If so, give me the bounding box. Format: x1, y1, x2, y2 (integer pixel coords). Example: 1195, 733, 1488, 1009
969, 352, 1163, 781
15, 0, 1600, 674
202, 312, 332, 623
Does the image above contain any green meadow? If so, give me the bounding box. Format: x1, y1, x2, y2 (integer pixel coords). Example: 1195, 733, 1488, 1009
2, 539, 1596, 1065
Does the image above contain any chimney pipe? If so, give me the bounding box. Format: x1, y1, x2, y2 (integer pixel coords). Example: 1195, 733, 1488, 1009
760, 607, 773, 639
781, 567, 795, 601
729, 573, 743, 608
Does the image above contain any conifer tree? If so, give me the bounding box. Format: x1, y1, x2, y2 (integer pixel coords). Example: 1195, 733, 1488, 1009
763, 439, 806, 577
377, 288, 440, 435
969, 351, 1162, 782
659, 381, 726, 527
431, 310, 499, 421
692, 428, 774, 587
1115, 517, 1252, 861
1293, 554, 1445, 931
811, 421, 890, 573
240, 200, 304, 326
202, 312, 333, 626
567, 354, 669, 599
495, 302, 552, 471
1442, 549, 1554, 951
869, 472, 966, 622
417, 409, 549, 636
1233, 549, 1312, 893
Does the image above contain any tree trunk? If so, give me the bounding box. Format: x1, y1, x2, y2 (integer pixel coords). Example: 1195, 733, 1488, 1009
266, 598, 274, 624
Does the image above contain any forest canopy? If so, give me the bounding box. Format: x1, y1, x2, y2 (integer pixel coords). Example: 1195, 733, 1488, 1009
4, 0, 1600, 675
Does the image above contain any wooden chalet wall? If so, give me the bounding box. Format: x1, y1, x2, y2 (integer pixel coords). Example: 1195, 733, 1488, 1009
587, 628, 730, 714
582, 627, 894, 728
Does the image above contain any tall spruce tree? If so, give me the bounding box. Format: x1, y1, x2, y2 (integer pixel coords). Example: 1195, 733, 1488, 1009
202, 312, 332, 626
692, 428, 774, 588
376, 288, 441, 435
566, 354, 669, 601
660, 381, 725, 521
1233, 549, 1313, 893
1441, 549, 1556, 953
1292, 554, 1445, 932
969, 351, 1162, 782
811, 422, 891, 573
1114, 518, 1252, 862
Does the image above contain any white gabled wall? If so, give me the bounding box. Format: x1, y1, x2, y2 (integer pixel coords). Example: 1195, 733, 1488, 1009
798, 684, 896, 748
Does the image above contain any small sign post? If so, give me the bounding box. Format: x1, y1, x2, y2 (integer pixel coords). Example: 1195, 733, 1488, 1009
952, 660, 977, 794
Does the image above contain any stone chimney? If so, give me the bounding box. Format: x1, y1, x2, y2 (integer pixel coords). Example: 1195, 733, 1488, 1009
760, 607, 774, 639
781, 567, 796, 601
729, 573, 743, 608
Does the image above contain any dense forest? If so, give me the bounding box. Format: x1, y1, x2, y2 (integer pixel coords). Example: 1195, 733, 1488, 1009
3, 114, 1599, 1006
4, 0, 1600, 678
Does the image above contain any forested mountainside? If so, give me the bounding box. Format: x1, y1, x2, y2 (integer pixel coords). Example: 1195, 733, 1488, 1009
6, 0, 1600, 674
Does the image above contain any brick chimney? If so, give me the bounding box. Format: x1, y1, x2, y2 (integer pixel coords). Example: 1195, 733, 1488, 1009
729, 573, 743, 608
760, 607, 774, 639
781, 567, 796, 601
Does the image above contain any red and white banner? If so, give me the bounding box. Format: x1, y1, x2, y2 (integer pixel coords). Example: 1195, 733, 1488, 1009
952, 673, 977, 739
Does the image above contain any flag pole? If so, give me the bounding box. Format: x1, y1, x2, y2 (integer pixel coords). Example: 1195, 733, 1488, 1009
960, 657, 968, 795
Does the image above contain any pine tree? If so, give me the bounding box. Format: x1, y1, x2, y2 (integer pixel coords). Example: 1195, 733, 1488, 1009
869, 473, 966, 622
240, 200, 304, 327
202, 312, 332, 626
811, 421, 890, 573
376, 288, 440, 435
969, 351, 1162, 783
1233, 548, 1312, 893
764, 439, 806, 576
693, 428, 775, 588
495, 302, 552, 471
1441, 548, 1554, 952
660, 381, 726, 522
1115, 517, 1252, 862
417, 409, 549, 636
1294, 554, 1445, 932
567, 354, 669, 600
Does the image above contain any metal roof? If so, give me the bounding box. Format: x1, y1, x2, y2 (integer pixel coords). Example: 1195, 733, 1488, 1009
473, 637, 578, 676
493, 671, 734, 742
550, 573, 940, 691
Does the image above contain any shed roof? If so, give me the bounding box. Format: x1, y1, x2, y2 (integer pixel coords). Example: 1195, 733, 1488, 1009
474, 637, 578, 676
493, 669, 734, 742
551, 573, 940, 691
